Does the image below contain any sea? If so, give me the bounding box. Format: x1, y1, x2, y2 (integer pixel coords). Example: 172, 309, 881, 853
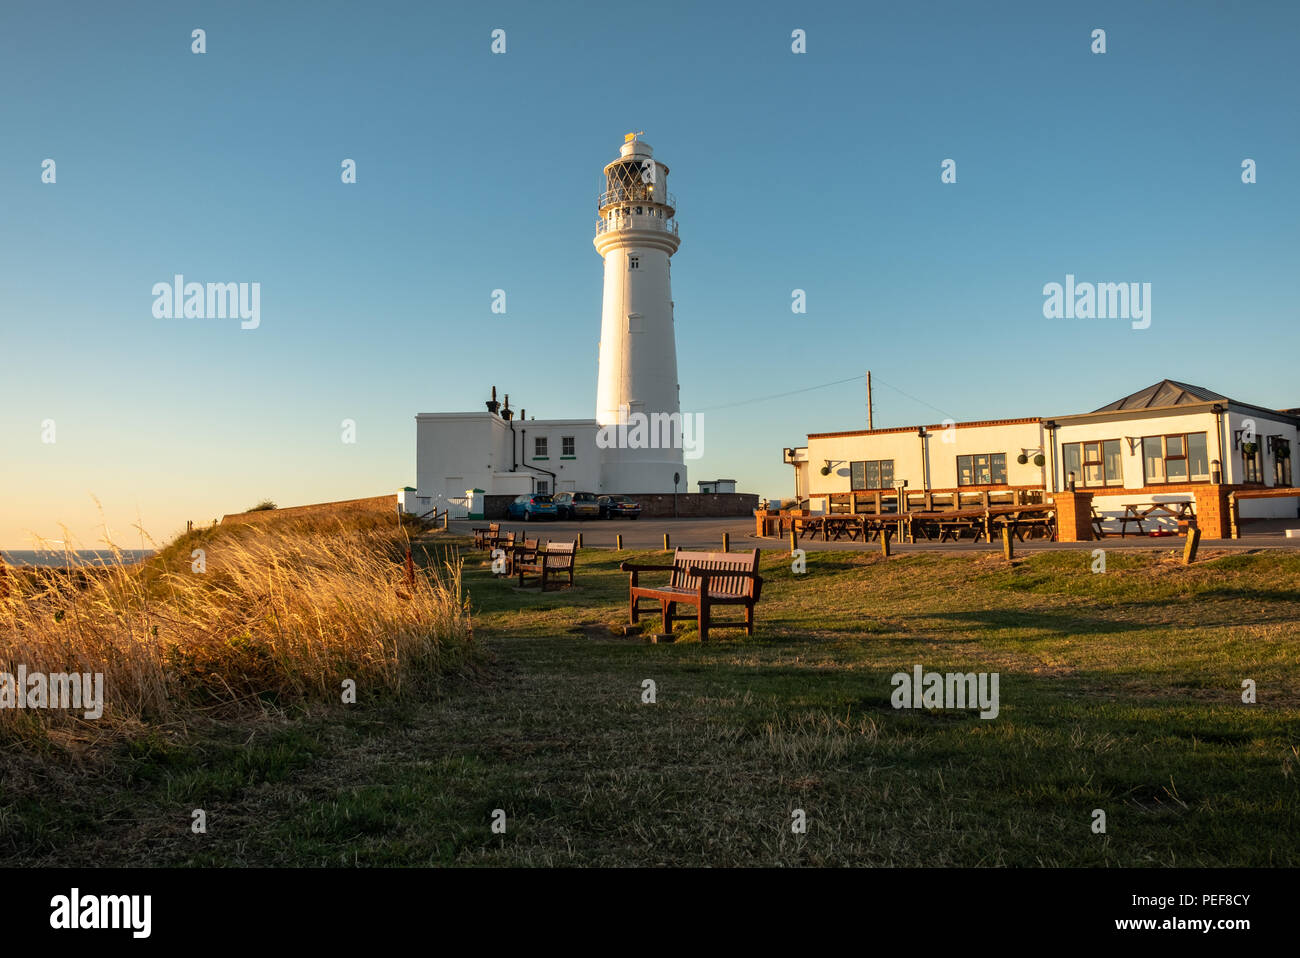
1, 550, 155, 568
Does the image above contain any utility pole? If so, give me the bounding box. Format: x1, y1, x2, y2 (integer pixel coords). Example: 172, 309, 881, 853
866, 370, 874, 430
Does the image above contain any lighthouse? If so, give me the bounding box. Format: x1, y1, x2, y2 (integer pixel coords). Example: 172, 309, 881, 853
594, 133, 687, 493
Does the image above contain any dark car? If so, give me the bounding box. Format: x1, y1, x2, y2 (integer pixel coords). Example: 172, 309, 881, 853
506, 493, 558, 521
553, 491, 601, 520
598, 494, 641, 519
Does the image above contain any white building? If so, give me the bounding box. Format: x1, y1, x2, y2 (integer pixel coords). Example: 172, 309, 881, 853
407, 134, 690, 518
786, 380, 1299, 523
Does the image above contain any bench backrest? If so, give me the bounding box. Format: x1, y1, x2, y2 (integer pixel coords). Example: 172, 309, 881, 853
543, 541, 576, 568
669, 548, 759, 596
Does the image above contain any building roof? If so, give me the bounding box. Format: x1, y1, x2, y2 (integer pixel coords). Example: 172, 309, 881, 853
1092, 380, 1228, 413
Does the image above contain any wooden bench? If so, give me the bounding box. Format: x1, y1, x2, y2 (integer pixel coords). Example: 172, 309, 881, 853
620, 548, 763, 642
473, 522, 500, 548
516, 541, 577, 590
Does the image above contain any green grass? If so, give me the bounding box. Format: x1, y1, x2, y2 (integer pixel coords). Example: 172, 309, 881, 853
3, 538, 1297, 866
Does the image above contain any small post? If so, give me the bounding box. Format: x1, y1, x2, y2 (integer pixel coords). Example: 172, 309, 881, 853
616, 533, 624, 551
578, 532, 584, 548
788, 527, 798, 553
880, 528, 891, 557
186, 520, 193, 534
1002, 526, 1014, 561
721, 532, 730, 552
441, 511, 448, 530
1182, 526, 1201, 565
663, 533, 671, 551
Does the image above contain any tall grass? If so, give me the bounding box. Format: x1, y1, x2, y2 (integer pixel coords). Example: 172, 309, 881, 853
1, 516, 475, 745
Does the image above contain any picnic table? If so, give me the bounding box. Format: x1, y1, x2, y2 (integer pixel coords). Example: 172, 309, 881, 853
1119, 501, 1195, 538
900, 504, 1056, 544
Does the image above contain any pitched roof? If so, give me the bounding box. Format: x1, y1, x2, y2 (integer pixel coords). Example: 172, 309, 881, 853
1093, 380, 1228, 413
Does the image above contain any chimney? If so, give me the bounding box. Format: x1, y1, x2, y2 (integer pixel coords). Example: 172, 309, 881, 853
485, 385, 500, 416
501, 393, 514, 421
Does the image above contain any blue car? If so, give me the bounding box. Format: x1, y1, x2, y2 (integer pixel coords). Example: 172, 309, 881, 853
506, 493, 558, 521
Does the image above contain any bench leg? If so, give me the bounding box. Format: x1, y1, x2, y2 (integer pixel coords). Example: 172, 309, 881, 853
698, 600, 709, 642
661, 601, 674, 634
745, 602, 755, 636
629, 594, 640, 625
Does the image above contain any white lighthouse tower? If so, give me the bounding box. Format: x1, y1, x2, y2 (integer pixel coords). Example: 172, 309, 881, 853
594, 133, 686, 493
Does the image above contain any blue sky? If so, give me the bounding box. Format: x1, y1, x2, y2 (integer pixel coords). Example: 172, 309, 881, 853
2, 0, 1297, 548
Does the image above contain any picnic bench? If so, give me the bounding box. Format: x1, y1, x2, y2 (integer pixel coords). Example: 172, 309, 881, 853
516, 540, 577, 590
1120, 501, 1195, 538
620, 548, 764, 642
473, 522, 500, 549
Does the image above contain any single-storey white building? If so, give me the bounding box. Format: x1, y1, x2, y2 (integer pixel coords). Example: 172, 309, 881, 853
785, 380, 1299, 527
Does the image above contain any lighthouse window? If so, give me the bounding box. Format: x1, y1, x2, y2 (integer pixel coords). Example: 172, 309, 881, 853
636, 207, 643, 215
629, 256, 639, 269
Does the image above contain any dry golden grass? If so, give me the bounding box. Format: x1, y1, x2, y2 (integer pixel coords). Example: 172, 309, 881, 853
0, 517, 475, 745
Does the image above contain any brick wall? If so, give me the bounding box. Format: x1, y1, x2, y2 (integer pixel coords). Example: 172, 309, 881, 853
1050, 490, 1096, 542
483, 492, 759, 520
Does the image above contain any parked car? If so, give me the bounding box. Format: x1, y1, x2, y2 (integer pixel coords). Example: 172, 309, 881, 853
598, 494, 642, 519
506, 493, 558, 521
553, 491, 601, 520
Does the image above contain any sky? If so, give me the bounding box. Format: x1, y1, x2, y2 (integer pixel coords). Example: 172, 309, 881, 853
2, 0, 1297, 549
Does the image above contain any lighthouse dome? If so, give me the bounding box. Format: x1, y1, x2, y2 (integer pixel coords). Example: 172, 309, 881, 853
619, 137, 653, 159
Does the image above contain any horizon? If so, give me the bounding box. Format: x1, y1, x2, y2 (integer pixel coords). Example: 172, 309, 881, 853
3, 0, 1298, 548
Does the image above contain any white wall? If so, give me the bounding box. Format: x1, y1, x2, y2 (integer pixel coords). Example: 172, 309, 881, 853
415, 414, 607, 503
804, 421, 1046, 500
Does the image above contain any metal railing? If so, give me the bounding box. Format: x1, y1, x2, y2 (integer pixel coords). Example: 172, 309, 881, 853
597, 188, 676, 211
596, 215, 679, 237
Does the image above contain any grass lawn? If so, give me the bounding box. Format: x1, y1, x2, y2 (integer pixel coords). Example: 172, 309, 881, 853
4, 538, 1298, 866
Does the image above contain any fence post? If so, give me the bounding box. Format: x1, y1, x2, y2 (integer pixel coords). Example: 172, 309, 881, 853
881, 529, 891, 557
721, 532, 730, 552
663, 533, 671, 551
1182, 526, 1201, 565
1002, 526, 1013, 561
788, 528, 798, 553
616, 533, 623, 551
577, 532, 584, 548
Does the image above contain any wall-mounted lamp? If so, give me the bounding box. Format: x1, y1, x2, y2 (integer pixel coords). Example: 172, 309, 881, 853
1067, 470, 1077, 491
1211, 459, 1222, 484
1125, 437, 1141, 454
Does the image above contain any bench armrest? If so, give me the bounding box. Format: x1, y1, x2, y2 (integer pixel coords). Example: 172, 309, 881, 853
619, 562, 675, 573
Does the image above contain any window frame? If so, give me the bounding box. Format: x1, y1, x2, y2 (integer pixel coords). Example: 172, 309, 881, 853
849, 459, 895, 491
1062, 439, 1124, 488
956, 452, 1008, 486
533, 436, 548, 459
1141, 432, 1212, 485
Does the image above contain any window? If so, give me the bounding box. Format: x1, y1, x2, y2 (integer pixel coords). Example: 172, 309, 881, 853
561, 436, 576, 457
1274, 438, 1292, 487
535, 480, 549, 494
628, 313, 643, 332
850, 459, 895, 490
533, 436, 547, 458
1242, 441, 1263, 484
1142, 433, 1210, 484
629, 255, 639, 269
957, 453, 1007, 486
1062, 440, 1124, 488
